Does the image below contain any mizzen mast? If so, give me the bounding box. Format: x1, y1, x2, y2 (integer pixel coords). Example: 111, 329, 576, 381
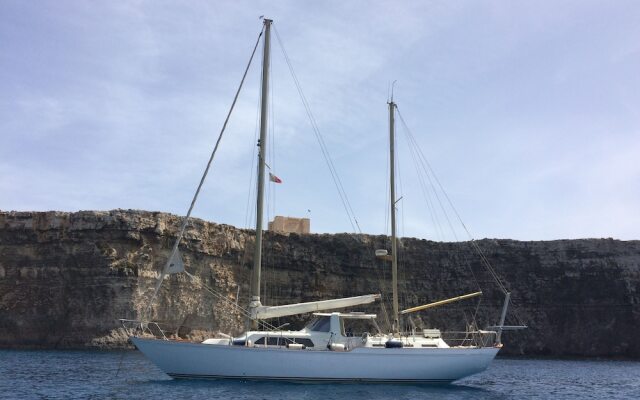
249, 18, 272, 329
389, 99, 400, 335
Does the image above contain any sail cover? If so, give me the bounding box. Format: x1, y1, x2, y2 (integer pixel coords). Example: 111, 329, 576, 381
251, 294, 380, 320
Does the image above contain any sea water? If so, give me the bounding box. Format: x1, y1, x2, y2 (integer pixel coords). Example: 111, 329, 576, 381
1, 350, 638, 399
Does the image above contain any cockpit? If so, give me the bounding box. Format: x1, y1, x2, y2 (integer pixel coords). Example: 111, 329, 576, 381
305, 312, 381, 337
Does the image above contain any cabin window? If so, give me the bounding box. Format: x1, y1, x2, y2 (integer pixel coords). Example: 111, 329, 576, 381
254, 337, 280, 346
254, 337, 315, 347
306, 317, 331, 332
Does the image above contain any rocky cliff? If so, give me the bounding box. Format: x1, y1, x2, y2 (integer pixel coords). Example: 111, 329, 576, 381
0, 210, 638, 358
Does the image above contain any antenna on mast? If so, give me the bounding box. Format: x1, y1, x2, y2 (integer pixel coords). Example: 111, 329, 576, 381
390, 80, 397, 103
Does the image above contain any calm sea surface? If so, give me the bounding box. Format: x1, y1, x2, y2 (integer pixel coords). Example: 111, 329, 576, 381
0, 350, 638, 399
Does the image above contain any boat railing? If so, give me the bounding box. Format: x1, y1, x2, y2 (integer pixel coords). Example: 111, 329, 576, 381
119, 319, 169, 340
440, 330, 498, 347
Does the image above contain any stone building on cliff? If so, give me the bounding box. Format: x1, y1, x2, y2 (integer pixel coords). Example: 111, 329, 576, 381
268, 216, 310, 234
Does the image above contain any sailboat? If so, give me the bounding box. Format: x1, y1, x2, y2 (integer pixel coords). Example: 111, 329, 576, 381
126, 18, 523, 383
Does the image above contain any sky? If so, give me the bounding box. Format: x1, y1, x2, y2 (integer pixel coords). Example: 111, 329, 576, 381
1, 1, 639, 241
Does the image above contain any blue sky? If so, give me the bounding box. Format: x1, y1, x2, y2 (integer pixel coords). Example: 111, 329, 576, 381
1, 1, 638, 240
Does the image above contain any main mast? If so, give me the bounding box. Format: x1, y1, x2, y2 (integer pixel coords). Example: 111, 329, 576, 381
249, 18, 272, 329
389, 100, 399, 335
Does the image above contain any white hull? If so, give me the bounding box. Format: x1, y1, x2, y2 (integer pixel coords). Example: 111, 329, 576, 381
131, 337, 500, 383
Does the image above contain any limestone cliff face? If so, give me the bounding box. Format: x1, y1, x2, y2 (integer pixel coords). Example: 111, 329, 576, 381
0, 210, 638, 358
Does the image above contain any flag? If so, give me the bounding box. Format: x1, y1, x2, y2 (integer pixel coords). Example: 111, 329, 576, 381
269, 172, 282, 184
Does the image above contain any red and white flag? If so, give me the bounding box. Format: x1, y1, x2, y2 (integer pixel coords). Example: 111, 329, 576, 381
269, 172, 282, 184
